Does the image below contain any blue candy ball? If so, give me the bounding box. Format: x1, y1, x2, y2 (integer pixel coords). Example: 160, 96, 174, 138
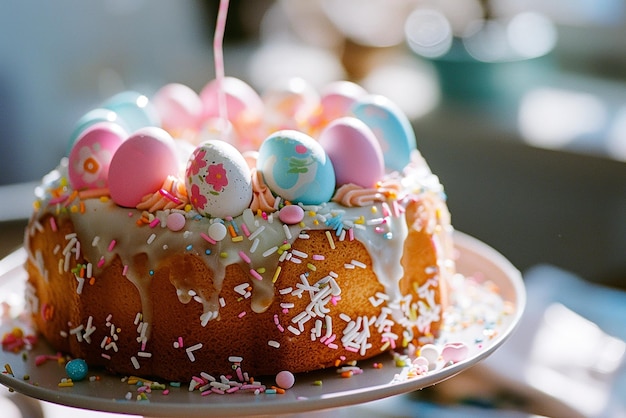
65, 358, 89, 381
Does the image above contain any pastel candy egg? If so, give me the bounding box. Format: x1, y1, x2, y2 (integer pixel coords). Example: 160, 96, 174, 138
319, 81, 367, 122
200, 77, 264, 121
68, 121, 127, 190
318, 117, 384, 188
108, 127, 179, 207
263, 77, 320, 128
257, 130, 335, 205
102, 91, 161, 133
152, 83, 203, 134
278, 204, 305, 225
67, 108, 129, 153
185, 140, 253, 218
200, 77, 264, 150
351, 95, 417, 172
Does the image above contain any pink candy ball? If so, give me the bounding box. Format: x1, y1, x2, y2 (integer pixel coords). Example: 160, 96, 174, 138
275, 370, 295, 389
108, 127, 179, 207
166, 212, 186, 231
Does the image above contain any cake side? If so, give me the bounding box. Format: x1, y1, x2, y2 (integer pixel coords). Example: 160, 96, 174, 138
24, 152, 453, 381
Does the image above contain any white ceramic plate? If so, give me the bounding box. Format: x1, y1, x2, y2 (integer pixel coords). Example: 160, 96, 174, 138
0, 231, 525, 417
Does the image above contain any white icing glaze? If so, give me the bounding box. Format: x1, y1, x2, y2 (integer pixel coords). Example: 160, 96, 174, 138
26, 149, 453, 349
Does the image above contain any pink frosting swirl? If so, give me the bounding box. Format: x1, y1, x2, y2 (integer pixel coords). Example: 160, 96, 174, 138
136, 176, 188, 212
331, 180, 403, 207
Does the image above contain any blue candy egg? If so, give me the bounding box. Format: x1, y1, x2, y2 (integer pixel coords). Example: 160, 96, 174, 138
257, 130, 335, 205
67, 108, 129, 154
65, 358, 88, 381
351, 95, 417, 172
102, 91, 161, 133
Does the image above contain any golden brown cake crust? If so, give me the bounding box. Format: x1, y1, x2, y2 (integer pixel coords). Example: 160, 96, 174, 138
25, 191, 451, 382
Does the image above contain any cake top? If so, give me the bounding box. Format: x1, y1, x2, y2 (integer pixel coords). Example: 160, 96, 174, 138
38, 77, 441, 222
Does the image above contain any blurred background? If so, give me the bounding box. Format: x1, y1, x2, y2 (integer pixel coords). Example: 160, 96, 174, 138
1, 1, 626, 416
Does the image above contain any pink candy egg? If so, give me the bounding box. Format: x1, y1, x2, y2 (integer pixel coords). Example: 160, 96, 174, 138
185, 140, 253, 218
200, 76, 264, 123
108, 127, 179, 207
319, 81, 367, 122
318, 117, 384, 188
152, 83, 203, 135
68, 121, 127, 190
200, 77, 264, 150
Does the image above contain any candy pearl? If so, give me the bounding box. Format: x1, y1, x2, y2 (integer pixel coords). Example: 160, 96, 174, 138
208, 222, 228, 242
275, 370, 295, 389
418, 343, 440, 366
65, 358, 88, 381
166, 212, 186, 232
278, 205, 304, 225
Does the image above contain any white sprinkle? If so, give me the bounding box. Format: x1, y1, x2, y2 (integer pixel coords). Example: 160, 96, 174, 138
137, 351, 152, 358
60, 330, 68, 338
219, 297, 226, 307
248, 225, 265, 240
200, 372, 216, 382
228, 356, 243, 363
344, 263, 355, 269
351, 260, 367, 269
234, 282, 249, 295
131, 356, 140, 369
75, 276, 85, 295
280, 302, 295, 309
291, 249, 308, 258
250, 238, 260, 253
279, 287, 293, 295
91, 236, 100, 246
186, 343, 203, 361
133, 312, 142, 325
283, 224, 292, 240
268, 340, 280, 348
287, 325, 301, 335
147, 233, 157, 245
262, 246, 278, 257
298, 233, 310, 239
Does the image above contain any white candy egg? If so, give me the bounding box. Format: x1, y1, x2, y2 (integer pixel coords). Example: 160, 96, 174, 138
185, 140, 253, 218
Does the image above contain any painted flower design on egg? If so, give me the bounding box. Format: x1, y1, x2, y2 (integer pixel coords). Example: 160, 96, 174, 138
206, 163, 228, 193
188, 149, 208, 176
189, 183, 208, 211
288, 145, 314, 174
73, 144, 112, 186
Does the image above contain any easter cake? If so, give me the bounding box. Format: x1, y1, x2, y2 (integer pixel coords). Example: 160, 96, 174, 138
23, 78, 455, 382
